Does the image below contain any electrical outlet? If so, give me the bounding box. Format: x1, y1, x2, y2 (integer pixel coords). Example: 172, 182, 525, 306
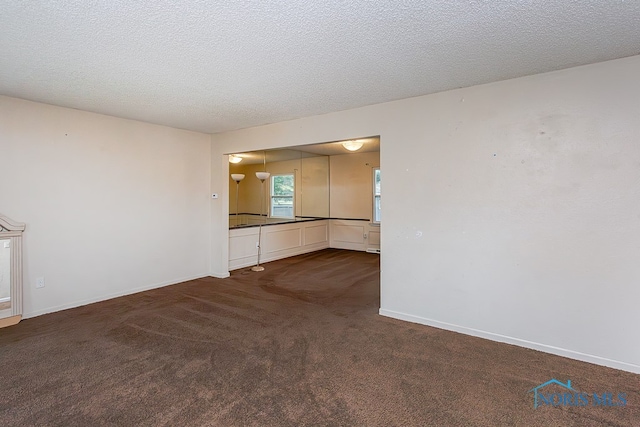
36, 277, 45, 288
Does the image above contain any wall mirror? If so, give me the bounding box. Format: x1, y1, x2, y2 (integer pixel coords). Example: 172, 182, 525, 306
0, 213, 25, 328
228, 137, 379, 228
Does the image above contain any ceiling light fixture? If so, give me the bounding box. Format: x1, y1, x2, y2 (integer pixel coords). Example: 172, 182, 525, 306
229, 154, 242, 164
342, 140, 364, 152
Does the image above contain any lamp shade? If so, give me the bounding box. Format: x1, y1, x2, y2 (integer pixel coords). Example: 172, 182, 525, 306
342, 140, 364, 151
231, 173, 245, 182
229, 154, 242, 164
255, 172, 271, 181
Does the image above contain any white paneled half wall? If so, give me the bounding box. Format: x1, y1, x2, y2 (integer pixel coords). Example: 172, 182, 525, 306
330, 220, 380, 253
229, 220, 330, 270
229, 219, 379, 270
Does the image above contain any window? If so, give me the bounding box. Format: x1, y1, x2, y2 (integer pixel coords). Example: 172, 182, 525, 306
373, 168, 381, 223
270, 174, 294, 218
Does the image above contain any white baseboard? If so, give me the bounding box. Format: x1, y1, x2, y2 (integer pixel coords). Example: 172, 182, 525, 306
379, 308, 640, 375
23, 273, 209, 319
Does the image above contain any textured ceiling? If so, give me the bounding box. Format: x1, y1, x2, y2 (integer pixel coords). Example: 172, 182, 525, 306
1, 1, 639, 134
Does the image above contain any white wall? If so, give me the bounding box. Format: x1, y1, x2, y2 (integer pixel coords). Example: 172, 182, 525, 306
211, 55, 640, 373
330, 151, 380, 220
1, 96, 212, 317
300, 156, 329, 218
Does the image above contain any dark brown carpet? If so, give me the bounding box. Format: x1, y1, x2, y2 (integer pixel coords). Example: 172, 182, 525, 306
0, 249, 638, 426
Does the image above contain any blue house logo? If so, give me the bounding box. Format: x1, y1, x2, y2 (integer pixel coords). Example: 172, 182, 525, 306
528, 379, 627, 409
529, 379, 575, 409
